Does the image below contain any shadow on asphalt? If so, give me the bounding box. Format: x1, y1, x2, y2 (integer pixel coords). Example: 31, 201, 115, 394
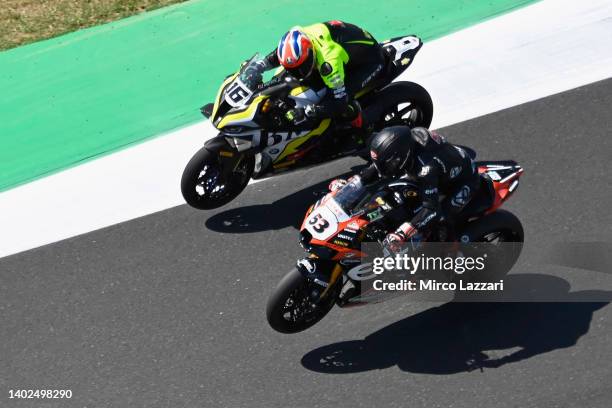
205, 166, 366, 233
301, 273, 611, 375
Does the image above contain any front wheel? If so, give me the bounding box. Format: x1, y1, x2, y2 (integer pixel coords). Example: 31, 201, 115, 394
180, 145, 254, 210
266, 268, 338, 334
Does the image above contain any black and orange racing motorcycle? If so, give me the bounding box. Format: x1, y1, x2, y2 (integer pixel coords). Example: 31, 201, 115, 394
266, 161, 525, 333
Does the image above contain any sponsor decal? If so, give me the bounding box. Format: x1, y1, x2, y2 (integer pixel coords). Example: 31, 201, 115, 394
333, 240, 349, 247
450, 166, 462, 179
419, 165, 430, 176
347, 263, 377, 281
488, 171, 501, 181
347, 221, 360, 230
219, 151, 234, 158
415, 212, 437, 228
393, 192, 404, 205
367, 208, 383, 221
266, 129, 309, 148
433, 157, 447, 173
376, 196, 392, 211
297, 259, 316, 274
361, 64, 383, 88
336, 233, 354, 241
454, 145, 466, 158
367, 208, 381, 221
451, 186, 471, 207
403, 190, 418, 198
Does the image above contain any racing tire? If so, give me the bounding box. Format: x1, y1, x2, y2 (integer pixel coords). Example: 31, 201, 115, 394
461, 209, 524, 243
181, 146, 254, 210
459, 209, 524, 283
375, 81, 433, 129
266, 268, 338, 334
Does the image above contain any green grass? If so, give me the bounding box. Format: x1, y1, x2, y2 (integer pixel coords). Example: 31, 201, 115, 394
0, 0, 187, 51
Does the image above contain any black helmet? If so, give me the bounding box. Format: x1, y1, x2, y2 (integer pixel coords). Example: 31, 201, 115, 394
369, 126, 414, 177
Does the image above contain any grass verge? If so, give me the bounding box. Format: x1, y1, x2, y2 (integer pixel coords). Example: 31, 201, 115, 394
0, 0, 187, 51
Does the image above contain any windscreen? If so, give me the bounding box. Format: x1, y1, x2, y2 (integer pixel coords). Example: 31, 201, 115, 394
238, 53, 264, 90
333, 177, 370, 213
223, 54, 262, 108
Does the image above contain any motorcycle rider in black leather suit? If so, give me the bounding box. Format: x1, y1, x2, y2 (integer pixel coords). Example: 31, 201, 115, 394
330, 126, 480, 250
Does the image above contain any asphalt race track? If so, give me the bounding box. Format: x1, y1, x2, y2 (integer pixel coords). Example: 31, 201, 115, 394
2, 79, 612, 408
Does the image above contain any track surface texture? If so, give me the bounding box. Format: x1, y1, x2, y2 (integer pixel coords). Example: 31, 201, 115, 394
2, 79, 612, 408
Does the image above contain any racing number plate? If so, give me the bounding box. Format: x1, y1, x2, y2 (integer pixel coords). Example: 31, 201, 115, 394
305, 207, 338, 241
224, 77, 253, 107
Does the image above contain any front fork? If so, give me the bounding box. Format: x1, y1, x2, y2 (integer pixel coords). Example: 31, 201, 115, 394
204, 135, 251, 177
295, 258, 344, 302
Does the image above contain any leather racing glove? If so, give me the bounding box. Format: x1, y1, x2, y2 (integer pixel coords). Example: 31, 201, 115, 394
243, 60, 267, 85
285, 108, 306, 125
382, 222, 419, 254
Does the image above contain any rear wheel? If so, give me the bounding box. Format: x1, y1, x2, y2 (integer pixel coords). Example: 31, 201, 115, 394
374, 81, 433, 130
358, 81, 433, 161
462, 209, 524, 243
266, 268, 338, 334
181, 146, 254, 210
460, 209, 524, 280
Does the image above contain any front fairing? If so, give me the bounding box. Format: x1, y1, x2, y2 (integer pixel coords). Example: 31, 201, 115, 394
299, 177, 377, 259
211, 54, 264, 126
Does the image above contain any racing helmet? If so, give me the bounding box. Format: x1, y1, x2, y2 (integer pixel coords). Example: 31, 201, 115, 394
277, 28, 316, 79
369, 126, 415, 177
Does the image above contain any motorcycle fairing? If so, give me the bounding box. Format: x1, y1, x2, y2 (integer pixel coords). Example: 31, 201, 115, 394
268, 119, 332, 165
210, 73, 238, 124
216, 95, 267, 129
382, 35, 423, 70
477, 163, 524, 214
288, 86, 326, 107
212, 74, 333, 164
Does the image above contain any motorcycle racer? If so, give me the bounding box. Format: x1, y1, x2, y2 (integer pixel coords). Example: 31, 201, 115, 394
246, 20, 387, 128
331, 126, 480, 250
